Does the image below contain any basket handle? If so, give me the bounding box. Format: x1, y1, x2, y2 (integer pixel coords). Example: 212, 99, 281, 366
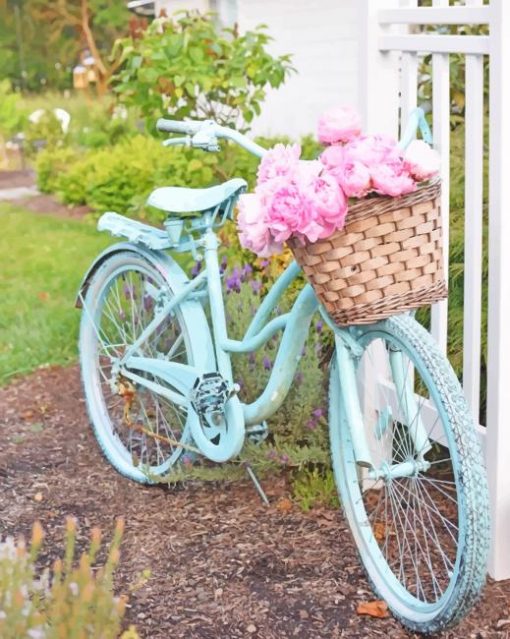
399, 107, 433, 149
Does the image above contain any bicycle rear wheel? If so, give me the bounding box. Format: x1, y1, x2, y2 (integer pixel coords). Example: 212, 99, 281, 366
329, 314, 489, 633
79, 250, 212, 483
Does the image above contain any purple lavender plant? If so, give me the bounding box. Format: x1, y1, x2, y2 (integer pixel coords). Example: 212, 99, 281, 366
225, 267, 242, 293
191, 260, 202, 277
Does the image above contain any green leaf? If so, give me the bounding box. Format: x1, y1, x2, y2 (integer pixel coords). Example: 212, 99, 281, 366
188, 159, 203, 171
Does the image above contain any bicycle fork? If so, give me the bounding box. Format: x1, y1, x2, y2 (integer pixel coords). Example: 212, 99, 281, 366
333, 325, 432, 479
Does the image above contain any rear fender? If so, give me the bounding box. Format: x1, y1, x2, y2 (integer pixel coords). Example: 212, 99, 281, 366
76, 242, 190, 308
76, 242, 215, 372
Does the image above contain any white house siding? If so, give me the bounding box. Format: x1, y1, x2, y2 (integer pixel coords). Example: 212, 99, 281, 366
155, 0, 360, 138
235, 0, 359, 138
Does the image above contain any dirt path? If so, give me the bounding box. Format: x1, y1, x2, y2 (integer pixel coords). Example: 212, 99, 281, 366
0, 365, 508, 639
0, 170, 90, 218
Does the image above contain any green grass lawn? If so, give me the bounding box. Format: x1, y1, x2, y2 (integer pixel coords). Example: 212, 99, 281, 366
0, 203, 113, 385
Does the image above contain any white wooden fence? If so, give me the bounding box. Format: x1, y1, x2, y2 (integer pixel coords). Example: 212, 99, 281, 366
360, 0, 510, 580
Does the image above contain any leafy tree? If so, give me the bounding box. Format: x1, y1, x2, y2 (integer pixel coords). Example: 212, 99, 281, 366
0, 0, 132, 93
111, 11, 295, 132
29, 0, 131, 94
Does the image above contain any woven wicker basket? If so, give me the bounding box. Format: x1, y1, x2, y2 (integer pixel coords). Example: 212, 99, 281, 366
287, 180, 447, 326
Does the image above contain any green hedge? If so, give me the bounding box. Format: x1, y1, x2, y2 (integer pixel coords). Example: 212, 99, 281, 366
36, 134, 321, 220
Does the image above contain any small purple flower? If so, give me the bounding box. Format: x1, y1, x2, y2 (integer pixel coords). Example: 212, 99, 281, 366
143, 294, 154, 313
312, 407, 324, 419
220, 255, 228, 273
191, 260, 202, 277
241, 263, 253, 281
123, 283, 133, 299
280, 454, 290, 465
182, 454, 194, 467
250, 279, 263, 295
306, 419, 317, 431
263, 356, 272, 371
260, 259, 270, 268
225, 268, 241, 293
315, 320, 323, 333
248, 351, 256, 367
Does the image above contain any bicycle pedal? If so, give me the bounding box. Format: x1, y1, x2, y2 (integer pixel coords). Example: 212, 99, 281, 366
246, 421, 269, 444
190, 372, 235, 423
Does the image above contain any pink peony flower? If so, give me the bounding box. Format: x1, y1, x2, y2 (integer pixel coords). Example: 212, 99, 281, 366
320, 144, 344, 170
320, 144, 372, 198
257, 143, 301, 184
343, 134, 402, 170
404, 139, 440, 182
370, 164, 416, 198
317, 106, 362, 145
304, 171, 348, 237
237, 193, 283, 257
259, 178, 315, 244
336, 160, 372, 198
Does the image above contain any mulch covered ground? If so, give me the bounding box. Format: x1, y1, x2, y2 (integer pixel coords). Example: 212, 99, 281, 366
0, 365, 509, 639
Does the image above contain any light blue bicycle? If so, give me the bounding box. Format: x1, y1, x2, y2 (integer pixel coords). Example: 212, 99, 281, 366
77, 113, 489, 633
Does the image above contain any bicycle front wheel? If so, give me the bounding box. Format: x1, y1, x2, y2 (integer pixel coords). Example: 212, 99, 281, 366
329, 314, 489, 633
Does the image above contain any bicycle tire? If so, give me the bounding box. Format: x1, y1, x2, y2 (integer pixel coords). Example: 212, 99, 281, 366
329, 313, 489, 633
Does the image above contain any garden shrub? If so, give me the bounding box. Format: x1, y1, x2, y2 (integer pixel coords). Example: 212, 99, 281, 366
36, 147, 80, 194
36, 133, 322, 220
24, 111, 68, 156
0, 80, 26, 138
111, 11, 294, 132
0, 517, 136, 639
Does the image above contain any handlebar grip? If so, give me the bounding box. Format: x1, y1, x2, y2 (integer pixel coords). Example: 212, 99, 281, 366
156, 118, 203, 135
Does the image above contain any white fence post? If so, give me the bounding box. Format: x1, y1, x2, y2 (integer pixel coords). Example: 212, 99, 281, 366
486, 0, 510, 581
359, 0, 400, 137
430, 0, 450, 354
358, 0, 401, 488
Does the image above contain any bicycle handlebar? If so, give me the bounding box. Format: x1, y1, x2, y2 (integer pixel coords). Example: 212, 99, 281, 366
156, 117, 267, 158
156, 118, 203, 135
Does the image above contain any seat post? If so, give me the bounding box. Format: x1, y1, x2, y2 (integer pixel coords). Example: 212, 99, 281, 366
203, 227, 233, 383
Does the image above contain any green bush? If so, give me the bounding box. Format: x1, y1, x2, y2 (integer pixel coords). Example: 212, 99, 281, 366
112, 11, 294, 132
36, 147, 80, 194
36, 133, 322, 219
0, 80, 26, 138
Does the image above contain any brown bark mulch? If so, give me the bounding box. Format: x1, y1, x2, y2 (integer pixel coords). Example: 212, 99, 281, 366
0, 365, 509, 639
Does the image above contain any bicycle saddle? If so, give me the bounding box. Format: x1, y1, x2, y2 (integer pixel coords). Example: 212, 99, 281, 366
147, 178, 247, 214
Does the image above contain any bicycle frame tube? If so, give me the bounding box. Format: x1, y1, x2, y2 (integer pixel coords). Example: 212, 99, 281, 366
202, 230, 321, 424
242, 284, 319, 424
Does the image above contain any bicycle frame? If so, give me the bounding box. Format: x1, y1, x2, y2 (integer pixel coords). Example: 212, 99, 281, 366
79, 203, 432, 470
117, 218, 320, 426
